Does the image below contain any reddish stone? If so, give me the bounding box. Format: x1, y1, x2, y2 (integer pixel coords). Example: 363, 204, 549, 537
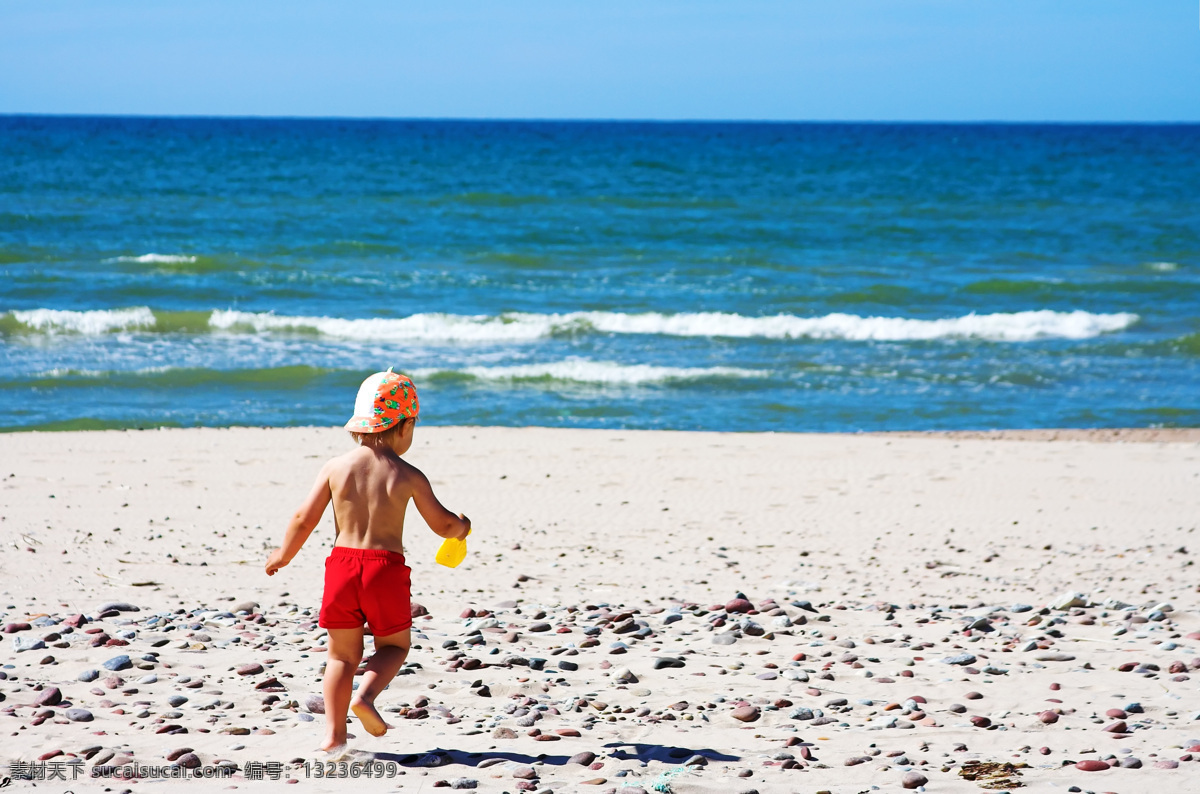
1075, 760, 1109, 771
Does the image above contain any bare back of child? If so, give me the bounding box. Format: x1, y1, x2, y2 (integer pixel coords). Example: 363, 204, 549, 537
264, 370, 470, 753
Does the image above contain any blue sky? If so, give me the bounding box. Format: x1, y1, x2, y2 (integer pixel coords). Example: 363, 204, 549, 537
2, 1, 1197, 121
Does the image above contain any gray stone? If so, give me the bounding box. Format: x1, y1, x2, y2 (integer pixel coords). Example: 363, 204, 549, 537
102, 655, 132, 671
942, 653, 976, 666
77, 669, 99, 682
66, 708, 93, 722
450, 779, 478, 789
168, 695, 188, 707
12, 636, 45, 653
1033, 652, 1076, 662
98, 602, 140, 613
713, 633, 738, 646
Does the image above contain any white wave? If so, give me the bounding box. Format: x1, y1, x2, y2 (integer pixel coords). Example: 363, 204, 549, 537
109, 253, 198, 264
208, 309, 556, 342
207, 308, 1138, 343
8, 307, 157, 334
413, 359, 767, 385
1146, 261, 1180, 272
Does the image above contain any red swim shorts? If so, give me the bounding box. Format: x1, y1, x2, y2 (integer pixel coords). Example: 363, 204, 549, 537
319, 547, 413, 636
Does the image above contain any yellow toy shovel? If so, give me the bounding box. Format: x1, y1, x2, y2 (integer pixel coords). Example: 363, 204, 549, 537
435, 529, 471, 568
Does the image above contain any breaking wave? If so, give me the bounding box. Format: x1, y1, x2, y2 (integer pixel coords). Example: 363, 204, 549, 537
3, 307, 1140, 343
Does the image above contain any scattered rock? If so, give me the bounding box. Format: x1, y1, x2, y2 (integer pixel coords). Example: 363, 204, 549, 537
66, 708, 93, 722
731, 705, 760, 722
902, 771, 928, 789
1075, 760, 1109, 771
12, 636, 46, 653
102, 654, 132, 671
725, 598, 754, 614
33, 687, 62, 706
98, 602, 140, 613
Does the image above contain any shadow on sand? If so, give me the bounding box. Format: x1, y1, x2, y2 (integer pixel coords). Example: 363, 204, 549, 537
370, 741, 739, 769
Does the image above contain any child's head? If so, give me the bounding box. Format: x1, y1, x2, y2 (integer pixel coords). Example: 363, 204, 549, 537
344, 368, 420, 449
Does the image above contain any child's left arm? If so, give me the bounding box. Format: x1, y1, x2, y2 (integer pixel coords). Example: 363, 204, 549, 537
265, 461, 333, 576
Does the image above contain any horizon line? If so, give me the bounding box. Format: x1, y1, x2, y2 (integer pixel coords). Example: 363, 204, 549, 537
3, 112, 1199, 126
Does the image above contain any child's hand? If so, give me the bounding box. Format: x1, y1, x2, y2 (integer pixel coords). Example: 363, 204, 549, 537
265, 548, 288, 576
458, 514, 471, 540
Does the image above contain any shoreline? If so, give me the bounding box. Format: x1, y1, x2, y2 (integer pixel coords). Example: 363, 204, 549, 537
3, 424, 1198, 443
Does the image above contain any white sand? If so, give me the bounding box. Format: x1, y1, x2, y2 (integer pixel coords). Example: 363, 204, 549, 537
0, 426, 1197, 792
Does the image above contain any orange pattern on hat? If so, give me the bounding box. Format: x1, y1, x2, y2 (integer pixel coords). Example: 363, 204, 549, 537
344, 369, 419, 432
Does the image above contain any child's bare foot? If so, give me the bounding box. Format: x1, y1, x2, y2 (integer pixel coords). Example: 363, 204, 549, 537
318, 737, 349, 757
350, 696, 389, 737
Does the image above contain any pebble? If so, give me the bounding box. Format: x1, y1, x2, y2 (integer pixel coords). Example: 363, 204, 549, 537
1034, 652, 1076, 662
1075, 760, 1109, 771
725, 598, 754, 614
901, 771, 928, 789
77, 669, 99, 682
175, 752, 201, 769
303, 694, 325, 714
102, 654, 132, 671
237, 662, 265, 675
943, 653, 976, 666
450, 779, 478, 789
33, 686, 62, 706
12, 636, 46, 653
712, 633, 738, 645
569, 752, 596, 765
66, 708, 93, 722
731, 705, 760, 722
168, 695, 188, 707
98, 602, 140, 613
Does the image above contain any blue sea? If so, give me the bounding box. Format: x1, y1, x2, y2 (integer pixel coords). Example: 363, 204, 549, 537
1, 116, 1197, 432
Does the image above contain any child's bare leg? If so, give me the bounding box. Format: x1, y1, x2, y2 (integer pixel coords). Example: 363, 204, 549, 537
321, 628, 364, 751
350, 628, 410, 737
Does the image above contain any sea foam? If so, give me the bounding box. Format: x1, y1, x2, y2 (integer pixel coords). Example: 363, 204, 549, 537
207, 309, 1138, 343
416, 359, 766, 385
7, 307, 157, 334
110, 254, 199, 264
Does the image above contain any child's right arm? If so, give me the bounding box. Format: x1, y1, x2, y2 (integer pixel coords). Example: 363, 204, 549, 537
411, 468, 470, 540
265, 461, 333, 576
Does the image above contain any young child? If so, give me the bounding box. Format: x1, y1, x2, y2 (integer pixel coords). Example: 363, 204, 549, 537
264, 369, 471, 752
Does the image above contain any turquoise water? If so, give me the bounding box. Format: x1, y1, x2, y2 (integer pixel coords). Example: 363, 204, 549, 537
1, 116, 1197, 431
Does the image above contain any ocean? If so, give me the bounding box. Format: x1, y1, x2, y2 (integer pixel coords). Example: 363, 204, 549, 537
1, 116, 1197, 432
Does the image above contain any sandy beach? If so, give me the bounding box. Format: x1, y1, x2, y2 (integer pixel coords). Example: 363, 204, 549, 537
1, 426, 1198, 793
